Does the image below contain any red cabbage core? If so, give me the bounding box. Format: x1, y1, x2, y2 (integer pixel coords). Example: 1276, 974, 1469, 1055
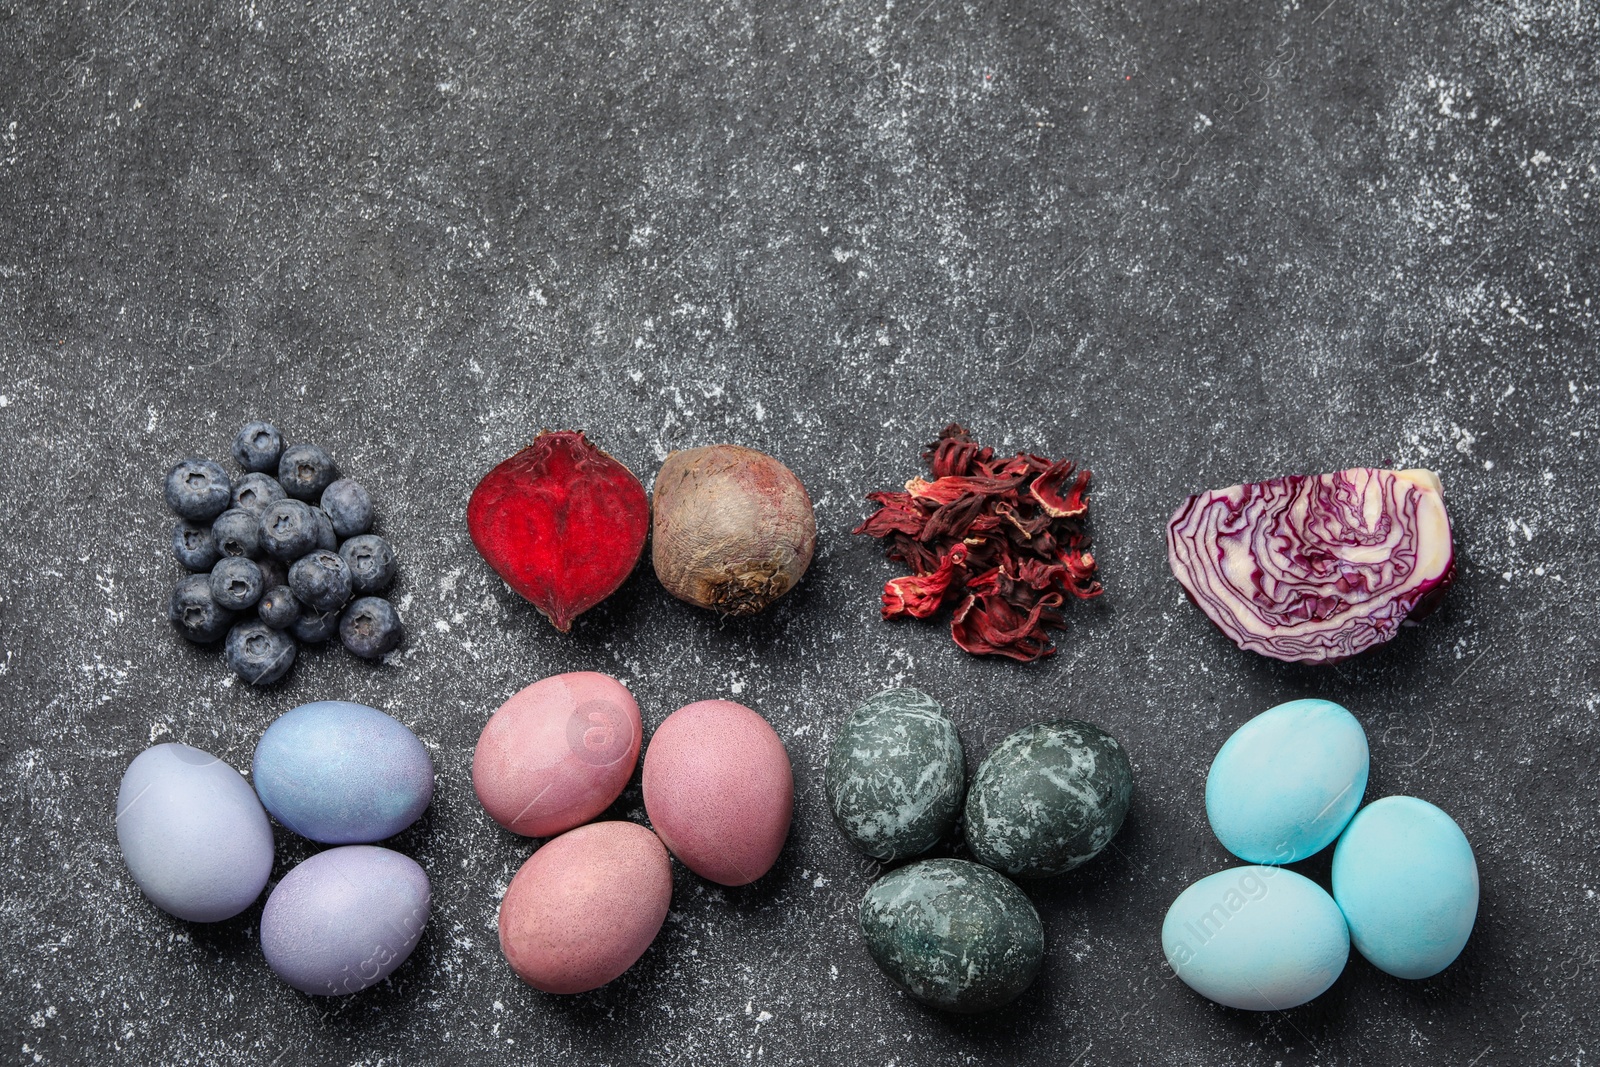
1166, 467, 1456, 664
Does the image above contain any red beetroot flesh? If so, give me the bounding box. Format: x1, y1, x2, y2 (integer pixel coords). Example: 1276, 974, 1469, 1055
1166, 467, 1456, 664
467, 432, 649, 632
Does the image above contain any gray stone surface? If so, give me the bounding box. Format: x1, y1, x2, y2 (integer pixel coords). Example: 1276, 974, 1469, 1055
1, 0, 1597, 1063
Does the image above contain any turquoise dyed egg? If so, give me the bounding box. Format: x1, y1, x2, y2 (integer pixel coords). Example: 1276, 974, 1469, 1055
1162, 866, 1349, 1010
860, 858, 1043, 1014
825, 687, 965, 862
253, 701, 434, 843
964, 719, 1133, 878
1206, 698, 1368, 864
1332, 796, 1478, 979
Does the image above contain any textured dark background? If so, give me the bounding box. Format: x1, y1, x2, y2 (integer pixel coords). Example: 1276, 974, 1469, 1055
2, 0, 1597, 1063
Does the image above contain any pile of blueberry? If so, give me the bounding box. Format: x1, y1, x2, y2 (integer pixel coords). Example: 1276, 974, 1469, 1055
164, 421, 404, 685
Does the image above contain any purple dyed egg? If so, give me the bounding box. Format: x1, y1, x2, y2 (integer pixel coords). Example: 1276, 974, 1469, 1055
252, 701, 433, 844
116, 743, 274, 922
260, 845, 430, 995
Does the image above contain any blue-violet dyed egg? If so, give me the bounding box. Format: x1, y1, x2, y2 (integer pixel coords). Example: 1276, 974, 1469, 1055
116, 743, 274, 922
260, 845, 430, 995
253, 701, 433, 843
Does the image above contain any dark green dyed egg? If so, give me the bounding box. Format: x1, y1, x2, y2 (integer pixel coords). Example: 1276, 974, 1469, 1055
824, 688, 965, 862
965, 719, 1134, 879
859, 858, 1044, 1013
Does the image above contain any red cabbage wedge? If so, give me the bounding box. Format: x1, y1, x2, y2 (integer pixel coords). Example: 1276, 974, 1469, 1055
1166, 468, 1455, 664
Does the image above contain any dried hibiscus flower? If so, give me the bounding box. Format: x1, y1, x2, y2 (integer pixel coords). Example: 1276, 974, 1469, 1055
853, 424, 1102, 662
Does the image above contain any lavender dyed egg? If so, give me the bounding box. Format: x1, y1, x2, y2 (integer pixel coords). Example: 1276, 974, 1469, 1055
252, 701, 433, 844
499, 821, 672, 994
473, 672, 642, 838
642, 699, 793, 886
260, 845, 430, 996
116, 743, 274, 922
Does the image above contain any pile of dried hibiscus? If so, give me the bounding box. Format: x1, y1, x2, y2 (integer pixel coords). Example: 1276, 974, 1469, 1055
853, 424, 1102, 661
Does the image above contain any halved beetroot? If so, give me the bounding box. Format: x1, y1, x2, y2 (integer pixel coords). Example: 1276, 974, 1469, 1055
467, 432, 650, 632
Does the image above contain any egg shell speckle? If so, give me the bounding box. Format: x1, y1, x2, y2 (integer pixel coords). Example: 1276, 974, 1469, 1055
252, 701, 434, 844
472, 672, 642, 838
859, 858, 1044, 1014
498, 821, 672, 994
825, 687, 965, 862
1162, 865, 1350, 1011
1332, 796, 1479, 979
259, 845, 431, 996
963, 719, 1133, 879
1206, 698, 1369, 865
116, 743, 274, 923
641, 699, 793, 886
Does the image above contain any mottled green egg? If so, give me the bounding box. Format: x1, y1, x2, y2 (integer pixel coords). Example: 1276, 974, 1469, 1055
859, 858, 1044, 1014
965, 719, 1134, 879
825, 688, 965, 862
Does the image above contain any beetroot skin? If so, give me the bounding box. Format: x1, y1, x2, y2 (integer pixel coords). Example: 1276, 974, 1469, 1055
467, 432, 650, 632
651, 444, 816, 616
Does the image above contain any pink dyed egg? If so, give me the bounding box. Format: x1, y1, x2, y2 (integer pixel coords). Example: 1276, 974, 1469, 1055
642, 699, 793, 886
498, 821, 672, 994
473, 672, 642, 838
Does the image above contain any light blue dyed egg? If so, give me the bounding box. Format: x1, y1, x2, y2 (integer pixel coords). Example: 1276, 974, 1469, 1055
1163, 866, 1349, 1010
260, 845, 431, 995
1206, 698, 1368, 864
253, 701, 433, 843
116, 743, 274, 922
1332, 796, 1478, 979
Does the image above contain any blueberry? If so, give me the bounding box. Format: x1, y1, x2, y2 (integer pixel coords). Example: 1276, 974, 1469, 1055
278, 444, 339, 502
259, 499, 318, 561
340, 597, 404, 660
339, 534, 397, 594
257, 558, 289, 591
225, 620, 296, 685
231, 472, 286, 514
211, 508, 262, 559
172, 520, 221, 572
232, 422, 284, 473
164, 458, 233, 522
319, 479, 373, 538
257, 586, 301, 629
310, 506, 338, 551
289, 549, 352, 613
168, 574, 236, 643
291, 607, 341, 644
210, 556, 264, 611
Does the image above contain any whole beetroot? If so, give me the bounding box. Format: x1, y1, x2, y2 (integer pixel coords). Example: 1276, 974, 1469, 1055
651, 444, 816, 616
467, 432, 649, 632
